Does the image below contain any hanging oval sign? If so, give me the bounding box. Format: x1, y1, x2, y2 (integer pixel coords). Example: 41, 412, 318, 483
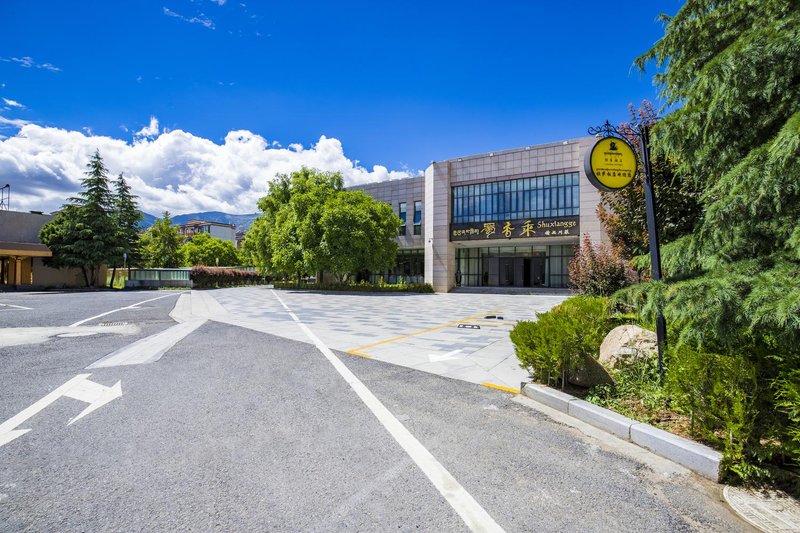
584, 136, 638, 192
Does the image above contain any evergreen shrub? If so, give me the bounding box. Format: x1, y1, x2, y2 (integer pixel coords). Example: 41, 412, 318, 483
511, 296, 614, 388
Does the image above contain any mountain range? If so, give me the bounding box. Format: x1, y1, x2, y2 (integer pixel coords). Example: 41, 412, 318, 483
139, 211, 260, 232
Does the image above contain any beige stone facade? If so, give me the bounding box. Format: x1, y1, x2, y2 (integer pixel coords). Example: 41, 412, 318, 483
354, 136, 608, 292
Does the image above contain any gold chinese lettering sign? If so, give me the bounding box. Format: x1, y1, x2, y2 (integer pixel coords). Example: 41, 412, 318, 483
450, 216, 579, 241
584, 136, 638, 192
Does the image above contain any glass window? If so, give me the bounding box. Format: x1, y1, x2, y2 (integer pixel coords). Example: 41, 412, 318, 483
450, 172, 580, 223
398, 202, 407, 236
413, 200, 422, 235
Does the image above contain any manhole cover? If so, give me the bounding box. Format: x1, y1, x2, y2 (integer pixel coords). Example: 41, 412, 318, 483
723, 485, 800, 532
99, 321, 128, 327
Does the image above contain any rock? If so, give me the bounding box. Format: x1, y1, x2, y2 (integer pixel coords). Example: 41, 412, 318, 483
599, 325, 657, 368
569, 354, 615, 388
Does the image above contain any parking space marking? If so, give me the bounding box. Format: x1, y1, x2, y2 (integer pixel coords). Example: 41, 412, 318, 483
69, 292, 184, 327
345, 309, 501, 357
272, 290, 505, 533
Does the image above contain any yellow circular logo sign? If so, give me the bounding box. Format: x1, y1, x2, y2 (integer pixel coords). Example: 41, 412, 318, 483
584, 136, 638, 192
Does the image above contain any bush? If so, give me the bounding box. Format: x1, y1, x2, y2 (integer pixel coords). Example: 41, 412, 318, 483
511, 296, 613, 388
272, 280, 434, 293
190, 266, 268, 289
568, 234, 634, 296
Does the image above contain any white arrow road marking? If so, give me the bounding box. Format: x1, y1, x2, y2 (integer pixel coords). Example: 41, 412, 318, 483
0, 374, 122, 448
428, 349, 463, 363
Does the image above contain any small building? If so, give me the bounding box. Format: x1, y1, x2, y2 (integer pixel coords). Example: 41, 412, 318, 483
350, 136, 608, 292
235, 230, 245, 249
0, 210, 100, 289
177, 219, 236, 244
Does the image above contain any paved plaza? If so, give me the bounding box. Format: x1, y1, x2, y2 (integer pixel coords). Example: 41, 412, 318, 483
0, 288, 752, 531
209, 287, 566, 391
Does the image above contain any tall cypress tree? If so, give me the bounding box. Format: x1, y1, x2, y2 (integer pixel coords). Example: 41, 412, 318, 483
41, 150, 118, 286
109, 173, 143, 287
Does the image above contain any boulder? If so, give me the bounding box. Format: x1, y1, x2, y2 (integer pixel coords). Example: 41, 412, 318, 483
599, 325, 657, 368
569, 354, 615, 388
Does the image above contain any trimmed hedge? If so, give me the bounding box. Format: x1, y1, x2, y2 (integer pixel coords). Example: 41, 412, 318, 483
190, 266, 269, 289
272, 281, 434, 293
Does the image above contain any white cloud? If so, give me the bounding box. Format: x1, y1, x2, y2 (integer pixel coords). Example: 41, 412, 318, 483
2, 98, 25, 109
0, 123, 415, 215
0, 115, 31, 128
210, 0, 226, 5
135, 116, 160, 138
0, 56, 61, 72
163, 7, 215, 29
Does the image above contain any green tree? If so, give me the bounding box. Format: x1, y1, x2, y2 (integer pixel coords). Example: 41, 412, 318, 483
318, 190, 400, 282
182, 232, 240, 266
626, 0, 800, 482
140, 211, 183, 267
108, 173, 143, 287
597, 101, 703, 260
248, 167, 400, 282
40, 150, 117, 286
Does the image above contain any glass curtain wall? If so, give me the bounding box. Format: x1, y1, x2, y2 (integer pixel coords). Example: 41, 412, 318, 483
452, 172, 580, 224
455, 244, 575, 288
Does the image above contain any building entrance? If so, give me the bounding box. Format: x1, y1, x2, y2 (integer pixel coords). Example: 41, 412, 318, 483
455, 244, 574, 288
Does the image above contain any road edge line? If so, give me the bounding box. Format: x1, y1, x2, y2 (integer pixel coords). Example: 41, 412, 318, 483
271, 290, 505, 533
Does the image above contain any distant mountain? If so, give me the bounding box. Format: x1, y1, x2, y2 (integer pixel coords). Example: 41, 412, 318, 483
138, 211, 259, 231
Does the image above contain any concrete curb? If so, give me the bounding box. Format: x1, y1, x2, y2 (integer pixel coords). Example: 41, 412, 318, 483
521, 383, 722, 481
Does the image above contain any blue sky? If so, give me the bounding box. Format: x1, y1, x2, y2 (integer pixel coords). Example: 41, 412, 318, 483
0, 1, 682, 214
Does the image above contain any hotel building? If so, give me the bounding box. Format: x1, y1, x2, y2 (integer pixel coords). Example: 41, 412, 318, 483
351, 136, 607, 292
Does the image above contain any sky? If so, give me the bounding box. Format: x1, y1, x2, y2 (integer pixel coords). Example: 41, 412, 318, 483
0, 0, 683, 215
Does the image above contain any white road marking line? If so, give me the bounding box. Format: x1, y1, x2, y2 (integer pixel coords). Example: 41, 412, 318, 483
0, 303, 33, 310
69, 293, 183, 327
87, 319, 206, 368
0, 374, 122, 448
271, 290, 505, 533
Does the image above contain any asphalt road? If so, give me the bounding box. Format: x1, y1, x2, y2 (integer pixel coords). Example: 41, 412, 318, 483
0, 289, 754, 532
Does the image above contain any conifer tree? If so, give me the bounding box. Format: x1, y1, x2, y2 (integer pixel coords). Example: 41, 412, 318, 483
40, 150, 118, 286
627, 0, 800, 482
109, 173, 143, 287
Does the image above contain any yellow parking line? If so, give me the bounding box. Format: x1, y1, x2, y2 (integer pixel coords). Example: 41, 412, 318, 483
345, 309, 502, 356
481, 382, 521, 394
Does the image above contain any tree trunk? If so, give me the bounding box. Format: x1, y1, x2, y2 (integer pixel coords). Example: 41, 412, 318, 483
110, 267, 117, 288
81, 266, 90, 287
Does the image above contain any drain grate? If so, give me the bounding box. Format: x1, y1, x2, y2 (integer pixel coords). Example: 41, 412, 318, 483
458, 324, 481, 330
99, 321, 128, 327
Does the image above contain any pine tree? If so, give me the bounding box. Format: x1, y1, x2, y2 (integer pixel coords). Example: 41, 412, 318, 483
626, 0, 800, 483
41, 150, 118, 286
109, 173, 143, 287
